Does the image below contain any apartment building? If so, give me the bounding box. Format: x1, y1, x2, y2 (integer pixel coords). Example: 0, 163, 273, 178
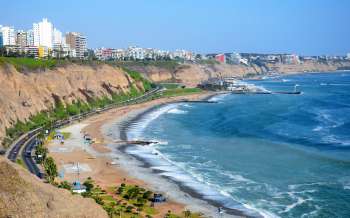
65, 32, 87, 59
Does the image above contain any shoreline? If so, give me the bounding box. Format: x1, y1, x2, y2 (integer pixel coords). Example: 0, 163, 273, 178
49, 91, 238, 218
115, 98, 259, 218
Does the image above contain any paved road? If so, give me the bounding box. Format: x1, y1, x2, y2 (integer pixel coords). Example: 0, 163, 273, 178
22, 135, 42, 178
7, 130, 40, 162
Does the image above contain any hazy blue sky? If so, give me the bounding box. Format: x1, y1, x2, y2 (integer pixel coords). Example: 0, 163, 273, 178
1, 0, 349, 55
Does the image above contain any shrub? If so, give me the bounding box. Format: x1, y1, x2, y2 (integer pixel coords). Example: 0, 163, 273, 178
58, 181, 72, 190
43, 157, 57, 183
83, 178, 94, 192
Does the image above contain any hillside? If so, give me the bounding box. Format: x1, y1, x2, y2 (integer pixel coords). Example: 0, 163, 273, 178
0, 61, 146, 148
0, 156, 108, 217
125, 60, 350, 87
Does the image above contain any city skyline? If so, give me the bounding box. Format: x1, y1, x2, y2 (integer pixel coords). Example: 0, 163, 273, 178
1, 0, 350, 56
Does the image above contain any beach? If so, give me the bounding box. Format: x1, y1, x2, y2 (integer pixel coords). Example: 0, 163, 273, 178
47, 91, 242, 218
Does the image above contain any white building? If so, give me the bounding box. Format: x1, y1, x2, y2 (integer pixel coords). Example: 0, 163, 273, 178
282, 54, 300, 64
53, 42, 70, 58
26, 29, 34, 46
33, 18, 54, 48
0, 25, 16, 46
171, 49, 194, 60
53, 28, 63, 44
127, 46, 145, 60
33, 23, 40, 46
347, 53, 350, 60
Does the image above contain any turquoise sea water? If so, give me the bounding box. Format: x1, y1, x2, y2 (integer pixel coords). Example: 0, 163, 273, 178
126, 72, 350, 217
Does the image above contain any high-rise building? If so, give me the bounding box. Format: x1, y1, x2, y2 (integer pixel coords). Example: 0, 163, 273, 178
33, 18, 53, 48
33, 23, 40, 46
26, 29, 34, 46
16, 30, 27, 48
0, 32, 3, 47
53, 28, 63, 44
0, 25, 16, 46
65, 32, 87, 59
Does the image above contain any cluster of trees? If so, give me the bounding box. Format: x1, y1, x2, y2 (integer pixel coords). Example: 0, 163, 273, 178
32, 136, 57, 183
43, 157, 57, 183
56, 177, 199, 217
79, 179, 134, 217
34, 140, 48, 164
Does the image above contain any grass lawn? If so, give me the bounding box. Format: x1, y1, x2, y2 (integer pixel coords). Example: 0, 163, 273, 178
160, 88, 202, 97
0, 57, 59, 71
159, 83, 182, 89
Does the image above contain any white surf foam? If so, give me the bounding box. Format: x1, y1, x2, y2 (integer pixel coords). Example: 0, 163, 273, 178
209, 93, 230, 102
167, 108, 188, 114
127, 104, 181, 139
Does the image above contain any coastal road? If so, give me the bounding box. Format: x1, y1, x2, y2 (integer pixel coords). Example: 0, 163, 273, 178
7, 128, 41, 162
21, 134, 42, 178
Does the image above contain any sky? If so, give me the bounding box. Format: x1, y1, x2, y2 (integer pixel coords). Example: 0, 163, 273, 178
1, 0, 350, 55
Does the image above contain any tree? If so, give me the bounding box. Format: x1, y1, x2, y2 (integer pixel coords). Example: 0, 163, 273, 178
83, 178, 94, 192
35, 143, 48, 164
184, 210, 191, 218
43, 157, 57, 183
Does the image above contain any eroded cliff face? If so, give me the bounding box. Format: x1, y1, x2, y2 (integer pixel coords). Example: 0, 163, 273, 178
173, 63, 264, 87
136, 61, 350, 87
0, 157, 108, 218
0, 64, 143, 145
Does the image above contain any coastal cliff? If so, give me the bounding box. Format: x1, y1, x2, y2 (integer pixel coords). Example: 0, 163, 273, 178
1, 60, 350, 148
127, 61, 350, 87
0, 156, 108, 218
0, 63, 145, 147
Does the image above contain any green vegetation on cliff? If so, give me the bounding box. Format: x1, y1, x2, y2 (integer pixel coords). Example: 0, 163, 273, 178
0, 57, 180, 73
0, 57, 58, 71
123, 68, 154, 92
3, 87, 144, 148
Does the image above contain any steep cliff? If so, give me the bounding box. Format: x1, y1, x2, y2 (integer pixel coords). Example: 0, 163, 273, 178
0, 63, 144, 147
0, 156, 108, 218
129, 61, 350, 87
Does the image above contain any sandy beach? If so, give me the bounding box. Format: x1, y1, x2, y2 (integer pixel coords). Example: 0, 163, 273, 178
47, 92, 242, 218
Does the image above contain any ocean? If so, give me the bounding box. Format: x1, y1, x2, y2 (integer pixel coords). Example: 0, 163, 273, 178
125, 72, 350, 217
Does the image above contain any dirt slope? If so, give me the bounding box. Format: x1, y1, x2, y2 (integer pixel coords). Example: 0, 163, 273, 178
0, 157, 108, 218
0, 63, 143, 146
